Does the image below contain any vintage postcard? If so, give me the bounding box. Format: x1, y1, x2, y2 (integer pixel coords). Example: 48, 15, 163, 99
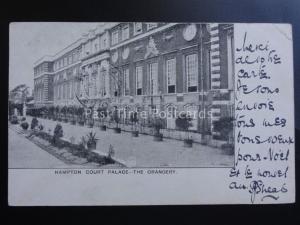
8, 22, 295, 205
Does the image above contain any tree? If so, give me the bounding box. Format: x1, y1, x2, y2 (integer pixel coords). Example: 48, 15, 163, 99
175, 113, 193, 140
52, 123, 64, 146
97, 107, 108, 125
112, 108, 120, 128
10, 84, 30, 103
213, 117, 234, 143
9, 84, 30, 116
130, 111, 139, 131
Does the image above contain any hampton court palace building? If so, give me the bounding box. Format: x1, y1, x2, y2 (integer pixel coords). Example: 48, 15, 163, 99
33, 23, 234, 138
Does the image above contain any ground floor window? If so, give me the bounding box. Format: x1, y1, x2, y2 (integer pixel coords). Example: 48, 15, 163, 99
166, 105, 176, 129
186, 53, 198, 92
149, 62, 158, 95
184, 104, 198, 130
100, 69, 107, 97
123, 68, 130, 96
136, 66, 143, 95
166, 58, 176, 94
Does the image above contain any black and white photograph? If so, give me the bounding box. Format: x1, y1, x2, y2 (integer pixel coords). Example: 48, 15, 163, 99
9, 22, 235, 169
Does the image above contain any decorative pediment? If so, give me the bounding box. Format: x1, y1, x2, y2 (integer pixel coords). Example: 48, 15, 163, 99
163, 33, 174, 41
122, 47, 130, 60
134, 45, 143, 52
112, 51, 118, 63
144, 37, 159, 59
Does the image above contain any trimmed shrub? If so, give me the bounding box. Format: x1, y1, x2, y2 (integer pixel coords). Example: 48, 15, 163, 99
35, 131, 52, 142
30, 117, 38, 129
86, 132, 98, 150
38, 124, 44, 131
221, 143, 234, 155
10, 115, 19, 124
52, 123, 63, 146
213, 117, 234, 142
20, 122, 29, 130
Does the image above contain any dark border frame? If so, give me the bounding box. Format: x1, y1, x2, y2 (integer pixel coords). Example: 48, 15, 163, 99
1, 0, 300, 224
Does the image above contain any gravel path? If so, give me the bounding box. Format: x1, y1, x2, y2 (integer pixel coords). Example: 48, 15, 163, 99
23, 116, 234, 168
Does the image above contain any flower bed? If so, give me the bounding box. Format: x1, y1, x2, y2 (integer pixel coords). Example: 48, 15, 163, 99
31, 130, 116, 166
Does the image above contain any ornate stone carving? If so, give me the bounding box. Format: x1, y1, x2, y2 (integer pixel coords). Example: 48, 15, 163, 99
144, 37, 159, 59
112, 51, 118, 63
183, 24, 197, 41
122, 47, 130, 60
134, 45, 143, 51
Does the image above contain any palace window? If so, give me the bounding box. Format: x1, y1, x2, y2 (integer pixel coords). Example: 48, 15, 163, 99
136, 66, 143, 95
76, 50, 80, 61
70, 81, 74, 99
186, 53, 198, 92
227, 33, 234, 90
67, 82, 70, 99
92, 74, 97, 97
149, 62, 158, 95
72, 52, 76, 63
166, 58, 176, 93
59, 84, 63, 100
64, 57, 67, 67
184, 104, 198, 130
123, 68, 130, 96
94, 43, 98, 53
112, 29, 119, 45
205, 46, 211, 90
133, 23, 142, 36
100, 69, 107, 96
121, 24, 129, 41
68, 55, 72, 65
63, 83, 67, 99
101, 34, 108, 49
147, 23, 157, 30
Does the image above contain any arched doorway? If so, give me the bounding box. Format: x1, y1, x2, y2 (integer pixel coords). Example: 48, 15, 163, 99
166, 104, 176, 129
183, 103, 198, 131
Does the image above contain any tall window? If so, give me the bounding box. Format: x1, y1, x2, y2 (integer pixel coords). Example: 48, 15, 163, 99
227, 34, 234, 90
186, 54, 198, 92
63, 83, 67, 99
112, 30, 119, 45
70, 81, 74, 99
122, 24, 129, 41
147, 23, 157, 30
100, 69, 107, 96
206, 47, 211, 90
92, 74, 97, 97
57, 85, 60, 100
94, 43, 98, 53
72, 52, 76, 63
166, 58, 176, 93
123, 68, 130, 96
76, 50, 80, 61
59, 84, 62, 100
64, 57, 67, 67
101, 34, 108, 49
67, 82, 70, 99
149, 62, 158, 95
136, 66, 143, 95
134, 23, 142, 36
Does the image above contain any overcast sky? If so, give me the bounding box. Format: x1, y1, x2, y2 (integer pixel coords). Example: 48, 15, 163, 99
9, 22, 99, 93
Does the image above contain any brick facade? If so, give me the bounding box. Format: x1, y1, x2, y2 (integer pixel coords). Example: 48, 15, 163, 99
33, 23, 234, 135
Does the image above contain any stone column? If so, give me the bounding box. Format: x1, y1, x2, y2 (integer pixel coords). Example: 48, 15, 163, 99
23, 103, 26, 116
209, 23, 221, 135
